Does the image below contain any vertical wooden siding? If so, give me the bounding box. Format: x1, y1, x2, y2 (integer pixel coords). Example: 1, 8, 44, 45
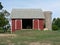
39, 19, 44, 30
33, 19, 38, 30
16, 19, 21, 30
12, 19, 15, 32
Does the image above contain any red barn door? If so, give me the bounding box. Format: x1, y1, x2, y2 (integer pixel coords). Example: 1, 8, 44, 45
39, 19, 44, 30
16, 19, 22, 30
33, 19, 38, 30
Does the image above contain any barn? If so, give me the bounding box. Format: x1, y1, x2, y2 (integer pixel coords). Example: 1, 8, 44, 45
11, 9, 52, 32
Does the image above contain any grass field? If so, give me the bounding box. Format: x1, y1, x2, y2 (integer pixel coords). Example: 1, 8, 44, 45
0, 30, 60, 45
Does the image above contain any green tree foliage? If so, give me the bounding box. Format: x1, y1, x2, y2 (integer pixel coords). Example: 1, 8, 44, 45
52, 18, 60, 30
52, 25, 58, 30
0, 2, 10, 32
0, 2, 3, 10
0, 13, 9, 27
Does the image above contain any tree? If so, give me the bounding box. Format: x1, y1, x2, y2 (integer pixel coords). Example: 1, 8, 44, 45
52, 18, 60, 30
0, 13, 9, 32
0, 13, 9, 27
0, 2, 10, 32
52, 25, 58, 30
55, 18, 60, 28
0, 2, 3, 10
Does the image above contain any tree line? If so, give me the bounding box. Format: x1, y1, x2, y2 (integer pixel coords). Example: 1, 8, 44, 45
52, 18, 60, 30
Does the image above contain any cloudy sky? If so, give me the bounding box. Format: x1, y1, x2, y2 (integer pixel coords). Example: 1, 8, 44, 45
0, 0, 60, 19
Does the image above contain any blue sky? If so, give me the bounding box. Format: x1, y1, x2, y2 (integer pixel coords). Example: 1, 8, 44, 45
0, 0, 60, 19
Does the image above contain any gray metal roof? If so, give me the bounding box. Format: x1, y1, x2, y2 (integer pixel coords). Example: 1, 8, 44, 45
11, 9, 45, 19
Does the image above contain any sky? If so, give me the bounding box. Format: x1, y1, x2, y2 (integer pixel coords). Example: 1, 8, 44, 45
0, 0, 60, 19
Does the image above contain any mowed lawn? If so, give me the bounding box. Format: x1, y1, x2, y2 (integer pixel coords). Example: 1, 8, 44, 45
0, 30, 60, 45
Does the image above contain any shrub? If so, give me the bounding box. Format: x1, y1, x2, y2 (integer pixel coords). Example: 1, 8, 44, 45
52, 25, 58, 31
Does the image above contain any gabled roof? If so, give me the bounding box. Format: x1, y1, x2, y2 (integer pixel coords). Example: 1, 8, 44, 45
11, 9, 45, 19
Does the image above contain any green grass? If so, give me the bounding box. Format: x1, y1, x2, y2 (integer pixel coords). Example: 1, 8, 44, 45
0, 30, 60, 45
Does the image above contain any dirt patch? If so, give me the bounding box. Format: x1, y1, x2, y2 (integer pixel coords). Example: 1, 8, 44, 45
29, 42, 51, 45
0, 34, 16, 37
29, 42, 40, 45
